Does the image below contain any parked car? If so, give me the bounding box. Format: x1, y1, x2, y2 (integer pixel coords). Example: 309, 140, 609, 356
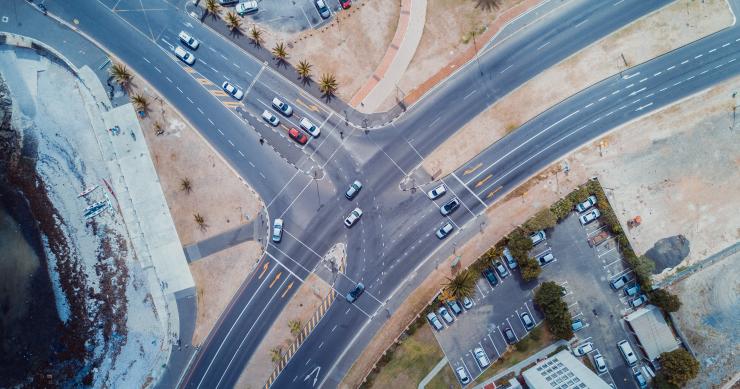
221, 81, 244, 100
300, 117, 320, 137
426, 312, 443, 331
272, 97, 293, 116
439, 197, 460, 216
530, 230, 546, 245
447, 300, 463, 316
235, 0, 258, 15
573, 342, 594, 357
174, 46, 195, 65
571, 319, 584, 332
288, 128, 308, 145
262, 110, 279, 126
610, 274, 629, 289
178, 31, 199, 50
617, 340, 638, 366
314, 0, 330, 18
634, 371, 648, 388
426, 184, 446, 200
218, 0, 239, 5
625, 284, 640, 296
455, 366, 470, 385
502, 247, 517, 269
271, 218, 283, 242
579, 209, 601, 225
630, 294, 648, 308
482, 268, 498, 287
462, 297, 473, 310
345, 180, 362, 200
438, 307, 454, 324
520, 312, 534, 330
338, 0, 352, 9
345, 283, 364, 303
344, 208, 363, 227
436, 222, 454, 239
493, 261, 509, 278
593, 353, 608, 373
575, 195, 597, 212
537, 252, 555, 266
474, 347, 490, 368
504, 327, 517, 344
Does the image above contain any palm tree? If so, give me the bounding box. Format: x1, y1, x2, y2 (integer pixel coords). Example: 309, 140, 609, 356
224, 11, 241, 32
442, 269, 477, 300
194, 213, 207, 231
153, 121, 165, 136
110, 62, 133, 89
204, 0, 220, 18
288, 319, 302, 338
248, 25, 263, 46
270, 346, 283, 364
180, 178, 192, 194
319, 73, 338, 97
296, 59, 312, 81
131, 93, 149, 113
272, 42, 288, 64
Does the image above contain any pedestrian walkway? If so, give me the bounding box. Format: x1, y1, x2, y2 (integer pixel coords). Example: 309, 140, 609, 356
418, 357, 448, 389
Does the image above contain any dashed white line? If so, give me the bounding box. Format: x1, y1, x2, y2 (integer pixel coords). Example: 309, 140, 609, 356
628, 87, 646, 96
574, 19, 588, 28
217, 129, 224, 135
694, 54, 703, 59
197, 107, 204, 114
238, 150, 245, 157
598, 96, 607, 101
500, 64, 513, 74
673, 81, 682, 86
228, 140, 235, 147
248, 161, 255, 168
233, 63, 240, 68
611, 90, 620, 95
463, 90, 478, 100
681, 60, 690, 65
153, 66, 162, 73
722, 42, 731, 48
613, 0, 624, 5
659, 87, 668, 92
699, 70, 709, 75
686, 76, 695, 81
143, 57, 150, 63
166, 76, 172, 83
585, 102, 594, 108
220, 54, 228, 60
639, 78, 648, 83
176, 86, 183, 93
653, 71, 662, 76
667, 66, 676, 71
709, 48, 717, 53
207, 118, 214, 125
736, 38, 740, 42
625, 83, 634, 89
728, 58, 737, 63
186, 97, 194, 104
537, 41, 551, 50
644, 93, 654, 98
715, 64, 724, 69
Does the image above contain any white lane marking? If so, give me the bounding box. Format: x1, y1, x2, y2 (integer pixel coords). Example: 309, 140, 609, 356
500, 64, 513, 74
207, 118, 214, 125
686, 75, 695, 81
217, 128, 224, 135
537, 41, 551, 50
143, 57, 150, 63
220, 54, 228, 60
694, 54, 703, 59
673, 81, 682, 86
611, 90, 620, 95
700, 70, 709, 76
153, 66, 162, 73
635, 102, 653, 111
722, 42, 731, 47
598, 96, 607, 101
614, 0, 624, 5
574, 19, 588, 28
715, 64, 724, 69
659, 87, 668, 92
628, 87, 646, 97
166, 76, 172, 83
736, 38, 740, 42
623, 72, 640, 79
463, 89, 478, 100
197, 107, 204, 114
728, 58, 737, 63
638, 77, 648, 83
644, 93, 654, 98
625, 83, 634, 89
431, 116, 442, 126
186, 97, 194, 104
228, 140, 235, 147
653, 71, 662, 76
709, 48, 717, 53
667, 65, 676, 70
233, 63, 240, 68
681, 60, 690, 65
248, 161, 255, 167
176, 86, 183, 93
238, 150, 244, 157
585, 102, 594, 108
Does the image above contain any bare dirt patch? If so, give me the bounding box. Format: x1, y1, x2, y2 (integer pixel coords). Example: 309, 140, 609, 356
189, 240, 263, 345
422, 0, 734, 176
235, 272, 331, 389
132, 82, 262, 246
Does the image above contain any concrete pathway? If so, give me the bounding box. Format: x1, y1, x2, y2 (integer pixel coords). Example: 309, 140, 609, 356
418, 357, 448, 389
350, 0, 427, 112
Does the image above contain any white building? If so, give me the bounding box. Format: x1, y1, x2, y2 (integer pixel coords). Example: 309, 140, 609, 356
522, 350, 610, 389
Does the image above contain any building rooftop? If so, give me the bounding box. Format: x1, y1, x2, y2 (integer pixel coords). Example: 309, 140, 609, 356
522, 350, 610, 389
624, 304, 680, 361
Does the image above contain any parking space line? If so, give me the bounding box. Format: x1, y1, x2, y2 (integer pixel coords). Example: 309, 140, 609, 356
441, 176, 478, 218
598, 247, 618, 258
505, 318, 520, 342
460, 358, 472, 379
487, 334, 501, 356
523, 303, 536, 324
475, 281, 486, 297
604, 257, 623, 268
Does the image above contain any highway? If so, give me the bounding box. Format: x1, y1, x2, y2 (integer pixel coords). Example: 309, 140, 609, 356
8, 0, 739, 388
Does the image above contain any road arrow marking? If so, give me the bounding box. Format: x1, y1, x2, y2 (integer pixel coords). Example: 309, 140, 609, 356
487, 186, 503, 199
258, 262, 269, 279
304, 366, 321, 387
281, 281, 294, 298
463, 162, 482, 175
269, 272, 282, 288
475, 174, 492, 188
296, 98, 320, 112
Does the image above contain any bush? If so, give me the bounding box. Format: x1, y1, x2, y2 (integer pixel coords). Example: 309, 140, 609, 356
650, 289, 682, 312
520, 257, 542, 281
523, 208, 557, 232
534, 282, 573, 340
627, 255, 655, 290
660, 349, 700, 387
507, 228, 533, 261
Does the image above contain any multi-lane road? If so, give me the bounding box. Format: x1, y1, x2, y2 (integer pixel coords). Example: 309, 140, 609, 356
9, 0, 740, 388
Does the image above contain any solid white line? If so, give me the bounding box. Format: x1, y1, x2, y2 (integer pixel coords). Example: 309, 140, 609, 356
537, 41, 551, 50
463, 90, 478, 100
500, 64, 513, 74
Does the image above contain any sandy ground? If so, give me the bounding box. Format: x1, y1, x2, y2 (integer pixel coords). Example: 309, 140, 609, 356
235, 272, 331, 389
377, 0, 523, 112
669, 256, 739, 389
256, 0, 401, 100
188, 240, 263, 345
422, 0, 734, 177
343, 68, 740, 389
131, 82, 262, 247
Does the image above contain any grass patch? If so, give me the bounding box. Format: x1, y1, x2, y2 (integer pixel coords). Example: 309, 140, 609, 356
426, 363, 458, 389
471, 325, 554, 386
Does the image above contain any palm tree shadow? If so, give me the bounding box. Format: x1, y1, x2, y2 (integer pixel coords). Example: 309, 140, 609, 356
229, 28, 244, 38
322, 94, 335, 104
275, 59, 289, 69
475, 0, 501, 11
299, 77, 313, 87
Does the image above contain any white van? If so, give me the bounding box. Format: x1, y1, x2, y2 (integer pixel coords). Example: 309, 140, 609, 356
617, 340, 638, 366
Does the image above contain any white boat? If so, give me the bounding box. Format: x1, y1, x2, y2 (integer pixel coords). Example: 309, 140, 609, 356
78, 185, 99, 198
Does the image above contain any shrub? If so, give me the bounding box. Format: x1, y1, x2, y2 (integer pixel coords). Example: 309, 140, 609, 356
520, 257, 542, 281
660, 349, 700, 387
507, 228, 533, 261
534, 282, 573, 340
627, 255, 655, 290
650, 289, 682, 312
523, 208, 558, 232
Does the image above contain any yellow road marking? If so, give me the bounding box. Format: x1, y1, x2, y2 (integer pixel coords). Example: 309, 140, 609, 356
269, 272, 282, 288
223, 101, 242, 108
295, 98, 319, 112
281, 124, 290, 131
258, 262, 269, 280
463, 162, 483, 175
475, 174, 492, 188
211, 90, 227, 96
196, 77, 212, 85
281, 281, 294, 298
486, 186, 503, 199
183, 66, 195, 73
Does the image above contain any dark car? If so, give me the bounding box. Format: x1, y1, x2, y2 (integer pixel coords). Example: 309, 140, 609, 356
447, 300, 463, 316
439, 197, 460, 216
339, 0, 351, 9
218, 0, 238, 5
345, 283, 364, 303
504, 327, 517, 344
482, 268, 498, 287
288, 128, 308, 145
520, 312, 534, 330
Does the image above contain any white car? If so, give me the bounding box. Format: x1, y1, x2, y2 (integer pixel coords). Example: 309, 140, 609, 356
222, 81, 244, 100
537, 252, 555, 265
300, 118, 320, 137
593, 353, 607, 373
575, 195, 597, 212
174, 46, 195, 65
436, 222, 453, 239
474, 347, 490, 368
262, 110, 280, 126
572, 342, 594, 357
272, 218, 283, 242
579, 209, 601, 225
178, 31, 199, 50
272, 97, 293, 116
462, 296, 473, 309
426, 312, 443, 331
530, 230, 546, 245
344, 208, 363, 227
455, 366, 470, 385
315, 0, 330, 18
426, 184, 446, 200
235, 0, 258, 15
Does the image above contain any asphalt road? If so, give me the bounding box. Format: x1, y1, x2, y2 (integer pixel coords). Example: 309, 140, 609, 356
7, 0, 740, 388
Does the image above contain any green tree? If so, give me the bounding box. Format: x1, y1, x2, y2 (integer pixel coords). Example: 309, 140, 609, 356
628, 255, 656, 289
204, 0, 220, 17
270, 346, 283, 364
534, 282, 573, 340
180, 178, 192, 194
131, 93, 149, 113
507, 228, 533, 260
109, 62, 133, 89
288, 319, 302, 338
224, 11, 241, 31
319, 73, 338, 97
519, 257, 542, 281
248, 25, 264, 46
296, 59, 312, 81
533, 281, 564, 307
442, 269, 477, 301
272, 42, 288, 63
660, 349, 699, 387
524, 208, 558, 232
650, 289, 681, 312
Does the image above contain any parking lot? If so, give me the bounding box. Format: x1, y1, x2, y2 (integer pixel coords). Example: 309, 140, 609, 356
429, 209, 653, 388
233, 0, 348, 33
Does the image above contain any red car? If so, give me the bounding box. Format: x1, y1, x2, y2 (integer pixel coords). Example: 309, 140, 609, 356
339, 0, 351, 9
288, 128, 308, 145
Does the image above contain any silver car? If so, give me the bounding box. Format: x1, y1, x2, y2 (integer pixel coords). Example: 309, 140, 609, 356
262, 110, 280, 126
271, 218, 283, 242
579, 209, 601, 225
474, 347, 490, 368
272, 97, 293, 116
455, 366, 470, 385
235, 0, 258, 15
593, 353, 607, 373
174, 46, 195, 65
315, 0, 330, 18
530, 230, 546, 245
438, 307, 454, 324
426, 312, 443, 331
426, 184, 446, 200
575, 195, 597, 212
344, 208, 363, 227
178, 31, 199, 50
436, 222, 454, 239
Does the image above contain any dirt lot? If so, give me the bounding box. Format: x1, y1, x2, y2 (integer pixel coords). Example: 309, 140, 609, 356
669, 255, 739, 388
235, 272, 331, 389
343, 71, 740, 389
377, 0, 524, 112
422, 0, 734, 176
